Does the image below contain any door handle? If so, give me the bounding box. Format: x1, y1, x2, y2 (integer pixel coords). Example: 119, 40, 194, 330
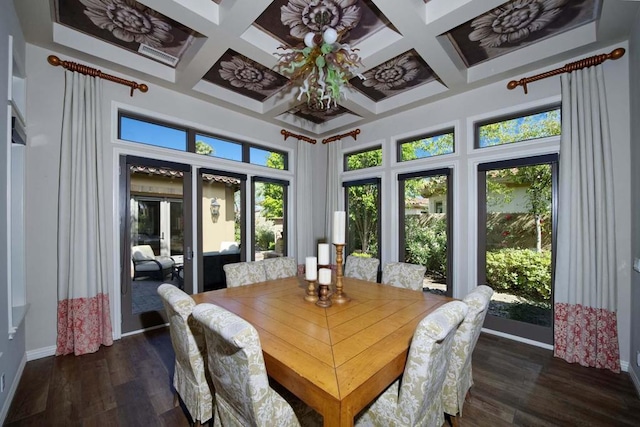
186, 247, 193, 261
161, 232, 165, 240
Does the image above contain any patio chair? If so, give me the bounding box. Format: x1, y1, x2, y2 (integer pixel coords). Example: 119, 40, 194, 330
131, 244, 174, 280
355, 301, 468, 427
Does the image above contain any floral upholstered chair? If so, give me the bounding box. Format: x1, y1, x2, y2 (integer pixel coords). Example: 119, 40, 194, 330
263, 257, 298, 280
157, 284, 213, 427
344, 255, 380, 282
223, 261, 267, 287
355, 301, 468, 427
381, 262, 427, 291
442, 285, 494, 427
192, 303, 321, 427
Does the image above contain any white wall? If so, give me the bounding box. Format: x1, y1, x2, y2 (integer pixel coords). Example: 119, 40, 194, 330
339, 43, 632, 366
0, 1, 26, 422
628, 7, 640, 392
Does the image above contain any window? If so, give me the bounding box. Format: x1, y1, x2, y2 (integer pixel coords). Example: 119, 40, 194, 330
476, 107, 560, 148
478, 155, 557, 344
251, 177, 289, 260
118, 113, 289, 170
398, 129, 454, 161
344, 147, 382, 171
195, 134, 242, 161
343, 178, 381, 260
119, 115, 187, 151
398, 169, 452, 296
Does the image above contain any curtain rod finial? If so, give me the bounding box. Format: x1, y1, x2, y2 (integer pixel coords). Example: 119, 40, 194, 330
139, 84, 149, 93
506, 80, 518, 90
610, 48, 625, 60
48, 55, 61, 67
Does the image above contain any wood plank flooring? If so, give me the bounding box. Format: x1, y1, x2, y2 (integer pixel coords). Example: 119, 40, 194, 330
5, 328, 640, 426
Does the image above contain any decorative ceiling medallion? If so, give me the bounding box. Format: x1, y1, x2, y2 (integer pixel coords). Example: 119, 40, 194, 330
445, 0, 601, 67
55, 0, 198, 67
350, 50, 437, 102
288, 103, 353, 124
203, 50, 289, 102
253, 0, 396, 48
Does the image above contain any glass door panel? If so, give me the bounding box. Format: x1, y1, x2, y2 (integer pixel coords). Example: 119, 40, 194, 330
199, 170, 245, 292
399, 170, 451, 296
252, 178, 288, 261
122, 157, 192, 333
478, 156, 556, 343
343, 178, 381, 261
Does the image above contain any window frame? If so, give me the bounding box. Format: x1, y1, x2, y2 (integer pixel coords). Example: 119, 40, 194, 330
396, 128, 455, 162
342, 177, 382, 262
251, 176, 290, 260
343, 146, 383, 172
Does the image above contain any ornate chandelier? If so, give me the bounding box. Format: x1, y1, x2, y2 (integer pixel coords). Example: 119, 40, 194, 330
276, 27, 363, 110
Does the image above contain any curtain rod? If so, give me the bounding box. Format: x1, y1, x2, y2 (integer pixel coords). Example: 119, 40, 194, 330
507, 47, 625, 94
281, 129, 317, 144
47, 55, 149, 96
322, 128, 360, 144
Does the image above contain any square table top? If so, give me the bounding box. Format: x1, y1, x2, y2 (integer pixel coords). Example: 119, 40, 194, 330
192, 275, 451, 426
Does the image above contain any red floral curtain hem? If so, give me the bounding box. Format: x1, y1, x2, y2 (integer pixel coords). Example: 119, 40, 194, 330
554, 302, 620, 373
56, 293, 114, 356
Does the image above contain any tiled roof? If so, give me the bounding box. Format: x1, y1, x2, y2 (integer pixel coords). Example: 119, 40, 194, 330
130, 165, 241, 185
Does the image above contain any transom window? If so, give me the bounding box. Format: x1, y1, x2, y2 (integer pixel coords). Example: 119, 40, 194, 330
344, 147, 382, 171
476, 107, 561, 148
118, 113, 288, 170
397, 129, 454, 162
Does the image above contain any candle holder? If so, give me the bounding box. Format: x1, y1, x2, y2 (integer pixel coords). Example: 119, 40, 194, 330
315, 283, 332, 307
304, 279, 318, 303
331, 243, 350, 303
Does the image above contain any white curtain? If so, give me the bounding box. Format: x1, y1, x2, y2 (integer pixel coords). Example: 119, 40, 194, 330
56, 70, 113, 356
554, 65, 619, 372
296, 139, 314, 267
325, 139, 343, 264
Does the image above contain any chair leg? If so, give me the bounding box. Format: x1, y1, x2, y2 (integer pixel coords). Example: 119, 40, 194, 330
173, 393, 179, 407
193, 421, 202, 427
450, 415, 460, 427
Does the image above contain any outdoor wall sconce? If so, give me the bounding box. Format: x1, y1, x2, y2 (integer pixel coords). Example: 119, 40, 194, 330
210, 198, 220, 223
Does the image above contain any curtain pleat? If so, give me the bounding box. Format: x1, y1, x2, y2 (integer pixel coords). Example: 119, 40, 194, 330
553, 65, 619, 372
56, 70, 113, 356
325, 139, 343, 264
296, 139, 314, 268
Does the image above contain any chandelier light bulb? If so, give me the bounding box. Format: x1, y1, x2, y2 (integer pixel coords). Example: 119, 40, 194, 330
304, 32, 316, 48
322, 28, 338, 45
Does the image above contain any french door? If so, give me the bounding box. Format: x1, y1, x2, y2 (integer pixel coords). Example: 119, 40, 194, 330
120, 156, 192, 333
478, 154, 557, 344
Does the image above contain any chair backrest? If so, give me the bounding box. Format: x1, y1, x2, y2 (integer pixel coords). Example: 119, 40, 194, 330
263, 257, 298, 280
442, 285, 494, 416
132, 244, 156, 260
398, 300, 468, 426
192, 303, 300, 427
223, 261, 267, 287
344, 255, 380, 282
381, 262, 426, 291
157, 284, 213, 422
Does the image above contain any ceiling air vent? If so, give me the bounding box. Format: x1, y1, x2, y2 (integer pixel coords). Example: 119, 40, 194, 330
138, 44, 179, 67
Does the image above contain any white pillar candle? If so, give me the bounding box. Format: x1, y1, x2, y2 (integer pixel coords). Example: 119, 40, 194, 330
332, 211, 346, 244
305, 257, 317, 281
318, 268, 332, 285
318, 243, 330, 265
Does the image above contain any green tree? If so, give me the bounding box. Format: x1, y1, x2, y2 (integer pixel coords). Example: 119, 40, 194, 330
196, 140, 214, 155
259, 153, 286, 219
346, 150, 381, 255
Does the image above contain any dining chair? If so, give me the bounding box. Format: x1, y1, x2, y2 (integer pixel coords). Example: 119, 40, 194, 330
192, 303, 321, 427
355, 300, 468, 427
157, 284, 214, 427
344, 255, 380, 282
263, 256, 298, 280
381, 262, 426, 291
442, 285, 494, 427
223, 261, 267, 287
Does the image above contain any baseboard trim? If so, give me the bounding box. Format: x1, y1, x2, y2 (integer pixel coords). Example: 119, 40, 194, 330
26, 345, 56, 361
630, 366, 640, 398
621, 360, 629, 373
0, 353, 27, 425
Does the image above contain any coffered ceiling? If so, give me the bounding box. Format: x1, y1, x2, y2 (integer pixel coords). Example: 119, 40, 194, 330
14, 0, 640, 136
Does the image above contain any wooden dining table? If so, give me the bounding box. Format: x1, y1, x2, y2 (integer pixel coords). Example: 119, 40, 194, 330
192, 275, 452, 427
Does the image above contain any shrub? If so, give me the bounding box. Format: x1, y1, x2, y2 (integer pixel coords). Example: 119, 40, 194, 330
405, 214, 447, 280
486, 249, 551, 303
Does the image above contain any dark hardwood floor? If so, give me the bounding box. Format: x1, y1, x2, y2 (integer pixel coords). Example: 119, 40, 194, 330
4, 329, 640, 426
